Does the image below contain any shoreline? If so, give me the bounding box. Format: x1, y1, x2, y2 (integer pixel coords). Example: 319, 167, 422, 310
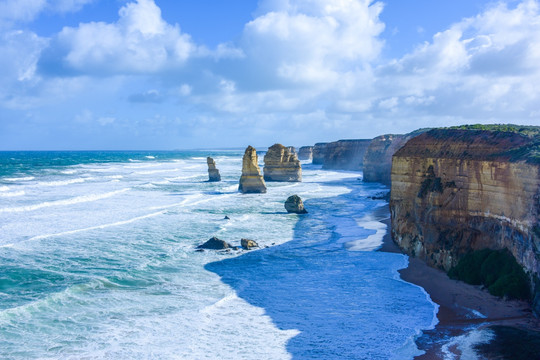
377, 217, 540, 359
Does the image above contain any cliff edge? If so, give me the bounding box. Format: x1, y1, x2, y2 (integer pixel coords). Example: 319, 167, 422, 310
390, 126, 540, 310
322, 139, 371, 171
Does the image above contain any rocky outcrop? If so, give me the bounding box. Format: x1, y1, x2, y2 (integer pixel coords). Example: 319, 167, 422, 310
390, 127, 540, 308
198, 237, 233, 250
239, 146, 267, 193
263, 144, 302, 182
285, 195, 308, 214
241, 238, 259, 250
298, 146, 313, 160
207, 157, 221, 182
322, 139, 371, 171
287, 146, 297, 156
363, 130, 427, 186
312, 143, 328, 164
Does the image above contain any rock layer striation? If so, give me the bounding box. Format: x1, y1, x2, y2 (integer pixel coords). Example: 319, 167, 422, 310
263, 144, 302, 182
239, 146, 267, 193
390, 127, 540, 309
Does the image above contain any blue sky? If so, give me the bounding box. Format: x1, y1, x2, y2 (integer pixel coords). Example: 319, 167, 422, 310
0, 0, 539, 150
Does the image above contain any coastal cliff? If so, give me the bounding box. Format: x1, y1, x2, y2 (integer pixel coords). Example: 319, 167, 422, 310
263, 144, 302, 182
239, 146, 267, 193
312, 143, 328, 164
298, 146, 313, 161
390, 126, 540, 307
322, 139, 371, 171
364, 130, 427, 186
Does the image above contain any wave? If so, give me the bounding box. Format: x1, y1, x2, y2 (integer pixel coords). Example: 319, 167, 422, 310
0, 188, 130, 213
25, 209, 165, 242
3, 176, 35, 182
145, 156, 155, 159
0, 186, 9, 192
37, 178, 86, 187
135, 169, 180, 175
60, 170, 77, 175
0, 191, 25, 198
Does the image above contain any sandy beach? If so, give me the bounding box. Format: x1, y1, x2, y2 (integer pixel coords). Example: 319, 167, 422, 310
378, 218, 540, 359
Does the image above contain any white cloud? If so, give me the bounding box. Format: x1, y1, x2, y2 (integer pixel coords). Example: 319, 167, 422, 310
0, 0, 94, 28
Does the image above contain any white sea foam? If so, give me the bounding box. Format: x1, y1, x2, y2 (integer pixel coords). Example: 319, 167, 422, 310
61, 170, 77, 175
0, 190, 25, 198
0, 188, 130, 213
37, 178, 86, 187
0, 185, 10, 192
145, 156, 155, 159
441, 328, 493, 360
135, 169, 180, 175
3, 176, 35, 182
25, 209, 165, 242
345, 217, 387, 251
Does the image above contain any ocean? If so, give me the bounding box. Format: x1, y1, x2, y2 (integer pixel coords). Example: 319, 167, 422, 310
0, 150, 438, 359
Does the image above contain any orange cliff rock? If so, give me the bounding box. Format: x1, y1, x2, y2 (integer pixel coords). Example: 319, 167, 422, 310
389, 127, 540, 310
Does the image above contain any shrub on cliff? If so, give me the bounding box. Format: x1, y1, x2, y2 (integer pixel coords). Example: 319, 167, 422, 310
448, 249, 531, 300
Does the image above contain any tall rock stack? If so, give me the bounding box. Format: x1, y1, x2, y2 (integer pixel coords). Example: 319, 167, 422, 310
312, 143, 328, 164
287, 146, 297, 157
263, 143, 302, 182
238, 146, 267, 193
298, 146, 313, 160
207, 157, 221, 182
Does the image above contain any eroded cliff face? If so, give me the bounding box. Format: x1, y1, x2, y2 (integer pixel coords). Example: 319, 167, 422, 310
390, 129, 540, 283
298, 146, 313, 161
322, 139, 371, 171
263, 144, 302, 182
363, 135, 409, 186
239, 146, 267, 193
312, 143, 328, 164
364, 130, 428, 185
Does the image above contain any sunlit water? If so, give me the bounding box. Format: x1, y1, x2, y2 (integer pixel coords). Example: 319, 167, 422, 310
0, 151, 437, 359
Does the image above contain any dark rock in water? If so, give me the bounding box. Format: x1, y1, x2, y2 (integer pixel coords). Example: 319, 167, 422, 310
195, 249, 205, 252
241, 238, 259, 250
369, 191, 390, 201
197, 237, 232, 250
224, 215, 230, 220
284, 195, 307, 214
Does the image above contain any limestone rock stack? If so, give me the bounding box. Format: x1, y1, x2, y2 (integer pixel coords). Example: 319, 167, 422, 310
263, 144, 302, 182
298, 146, 313, 160
238, 146, 267, 193
207, 157, 221, 182
287, 146, 297, 156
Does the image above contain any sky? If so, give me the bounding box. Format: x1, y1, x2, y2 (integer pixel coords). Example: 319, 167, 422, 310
0, 0, 539, 150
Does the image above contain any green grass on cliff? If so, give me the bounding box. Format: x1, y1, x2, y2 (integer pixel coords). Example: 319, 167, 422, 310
449, 124, 540, 137
448, 249, 531, 300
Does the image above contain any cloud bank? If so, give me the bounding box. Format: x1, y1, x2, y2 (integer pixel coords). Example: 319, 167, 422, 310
0, 0, 539, 149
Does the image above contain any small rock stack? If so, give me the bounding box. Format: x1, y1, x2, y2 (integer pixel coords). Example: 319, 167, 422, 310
207, 157, 221, 182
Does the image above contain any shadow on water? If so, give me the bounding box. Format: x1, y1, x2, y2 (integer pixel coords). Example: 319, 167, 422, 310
206, 177, 436, 359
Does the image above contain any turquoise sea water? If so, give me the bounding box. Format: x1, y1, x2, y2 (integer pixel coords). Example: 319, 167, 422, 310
0, 151, 437, 359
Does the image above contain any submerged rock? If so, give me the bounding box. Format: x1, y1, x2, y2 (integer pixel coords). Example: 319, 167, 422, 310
241, 238, 259, 250
197, 237, 233, 250
224, 215, 230, 220
239, 146, 267, 193
285, 195, 307, 214
207, 157, 221, 182
263, 143, 302, 182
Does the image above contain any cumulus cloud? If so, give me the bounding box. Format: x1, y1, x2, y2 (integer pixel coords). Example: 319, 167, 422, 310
0, 0, 94, 28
